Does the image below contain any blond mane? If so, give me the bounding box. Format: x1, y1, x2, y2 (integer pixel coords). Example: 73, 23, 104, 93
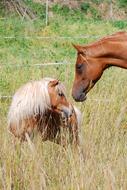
8, 78, 66, 126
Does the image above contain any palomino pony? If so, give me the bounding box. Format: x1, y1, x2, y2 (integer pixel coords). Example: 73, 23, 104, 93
8, 78, 81, 146
72, 31, 127, 102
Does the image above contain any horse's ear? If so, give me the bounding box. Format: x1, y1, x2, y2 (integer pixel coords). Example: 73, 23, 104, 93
72, 44, 85, 53
49, 80, 59, 87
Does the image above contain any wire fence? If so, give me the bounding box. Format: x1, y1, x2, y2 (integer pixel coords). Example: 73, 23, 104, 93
0, 35, 100, 39
0, 61, 70, 101
0, 0, 115, 103
0, 95, 114, 103
1, 62, 70, 68
0, 59, 114, 103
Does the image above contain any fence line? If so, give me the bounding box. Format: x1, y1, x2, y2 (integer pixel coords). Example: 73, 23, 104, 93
1, 62, 72, 68
0, 1, 115, 104
0, 35, 100, 40
0, 96, 12, 100
46, 0, 49, 26
0, 95, 114, 103
0, 61, 114, 103
0, 61, 69, 101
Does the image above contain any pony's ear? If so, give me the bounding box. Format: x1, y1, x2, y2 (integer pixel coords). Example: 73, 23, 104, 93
49, 80, 59, 87
72, 44, 85, 54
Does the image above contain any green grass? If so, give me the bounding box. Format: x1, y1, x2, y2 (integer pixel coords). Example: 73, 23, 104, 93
0, 8, 127, 189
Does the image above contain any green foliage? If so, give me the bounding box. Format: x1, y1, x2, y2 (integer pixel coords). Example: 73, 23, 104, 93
0, 1, 6, 16
118, 0, 127, 8
80, 2, 101, 20
52, 4, 70, 15
90, 6, 101, 20
90, 0, 103, 4
51, 4, 87, 22
24, 0, 46, 19
80, 2, 90, 13
111, 20, 127, 29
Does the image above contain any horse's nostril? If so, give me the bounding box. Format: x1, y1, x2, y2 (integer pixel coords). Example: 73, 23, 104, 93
82, 88, 86, 93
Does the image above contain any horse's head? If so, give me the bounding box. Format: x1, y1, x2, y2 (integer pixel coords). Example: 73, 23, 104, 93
48, 79, 73, 118
72, 45, 104, 102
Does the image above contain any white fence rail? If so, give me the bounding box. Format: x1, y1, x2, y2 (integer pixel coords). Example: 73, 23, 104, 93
0, 95, 114, 103
0, 35, 100, 39
1, 62, 71, 68
0, 1, 113, 103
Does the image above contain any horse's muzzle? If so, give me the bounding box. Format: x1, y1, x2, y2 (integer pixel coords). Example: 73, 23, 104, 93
72, 80, 94, 102
72, 91, 87, 102
73, 95, 87, 102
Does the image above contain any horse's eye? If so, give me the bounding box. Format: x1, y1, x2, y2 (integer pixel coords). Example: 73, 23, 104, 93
76, 63, 82, 70
76, 64, 83, 74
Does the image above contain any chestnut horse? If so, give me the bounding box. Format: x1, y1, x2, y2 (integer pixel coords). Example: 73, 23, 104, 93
72, 31, 127, 102
8, 78, 81, 146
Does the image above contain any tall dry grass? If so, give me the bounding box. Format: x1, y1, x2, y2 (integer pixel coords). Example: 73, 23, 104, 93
0, 67, 127, 190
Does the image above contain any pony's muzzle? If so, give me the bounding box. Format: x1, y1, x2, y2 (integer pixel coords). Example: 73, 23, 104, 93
61, 104, 73, 119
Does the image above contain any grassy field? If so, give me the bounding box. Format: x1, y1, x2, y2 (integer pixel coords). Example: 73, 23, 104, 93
0, 7, 127, 190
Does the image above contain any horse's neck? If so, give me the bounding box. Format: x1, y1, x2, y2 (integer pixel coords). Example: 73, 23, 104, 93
100, 57, 127, 69
87, 40, 127, 69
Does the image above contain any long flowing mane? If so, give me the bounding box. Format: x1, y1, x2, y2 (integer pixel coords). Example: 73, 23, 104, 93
8, 78, 66, 126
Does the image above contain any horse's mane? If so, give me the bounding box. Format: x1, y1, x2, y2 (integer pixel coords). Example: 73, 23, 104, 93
84, 31, 127, 49
81, 31, 127, 57
8, 78, 66, 125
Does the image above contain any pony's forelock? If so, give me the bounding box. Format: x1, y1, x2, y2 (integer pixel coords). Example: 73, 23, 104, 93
44, 77, 67, 97
56, 82, 66, 97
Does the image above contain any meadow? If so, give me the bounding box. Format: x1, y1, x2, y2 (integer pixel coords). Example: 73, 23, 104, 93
0, 7, 127, 189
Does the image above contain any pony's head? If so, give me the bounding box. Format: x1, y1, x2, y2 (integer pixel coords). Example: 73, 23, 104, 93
48, 79, 73, 118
